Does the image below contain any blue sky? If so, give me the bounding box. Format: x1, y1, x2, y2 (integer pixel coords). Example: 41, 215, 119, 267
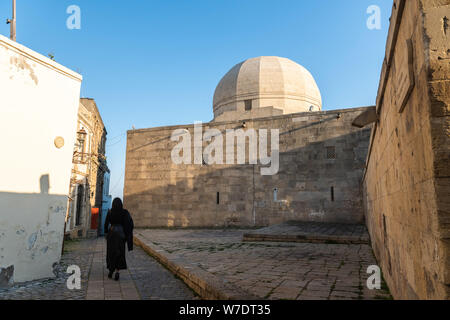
0, 0, 392, 200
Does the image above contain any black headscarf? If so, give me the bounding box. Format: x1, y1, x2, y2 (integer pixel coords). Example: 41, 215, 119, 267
111, 197, 123, 215
106, 197, 126, 226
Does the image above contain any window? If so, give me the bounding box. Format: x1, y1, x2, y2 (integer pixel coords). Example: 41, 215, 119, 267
76, 128, 87, 160
273, 188, 278, 201
330, 186, 335, 202
216, 192, 220, 205
79, 139, 86, 161
244, 99, 252, 111
326, 146, 336, 159
75, 185, 84, 226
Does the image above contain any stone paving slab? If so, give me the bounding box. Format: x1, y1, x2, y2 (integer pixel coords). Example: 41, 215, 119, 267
134, 234, 257, 300
134, 228, 392, 300
243, 221, 370, 244
0, 237, 197, 300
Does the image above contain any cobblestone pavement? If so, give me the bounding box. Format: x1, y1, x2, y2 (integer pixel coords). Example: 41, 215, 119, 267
0, 239, 92, 300
136, 229, 392, 300
0, 237, 197, 300
126, 242, 197, 300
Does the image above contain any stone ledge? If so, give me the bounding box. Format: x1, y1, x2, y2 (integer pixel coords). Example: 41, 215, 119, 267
133, 234, 258, 300
242, 233, 369, 245
242, 221, 370, 245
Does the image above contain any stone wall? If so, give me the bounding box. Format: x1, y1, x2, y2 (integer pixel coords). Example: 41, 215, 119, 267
124, 107, 371, 228
363, 0, 449, 299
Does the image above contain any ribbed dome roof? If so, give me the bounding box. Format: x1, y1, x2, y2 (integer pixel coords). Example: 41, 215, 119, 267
213, 56, 322, 120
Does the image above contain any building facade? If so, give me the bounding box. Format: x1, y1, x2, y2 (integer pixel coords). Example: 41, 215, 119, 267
0, 34, 82, 286
124, 57, 372, 227
65, 98, 108, 239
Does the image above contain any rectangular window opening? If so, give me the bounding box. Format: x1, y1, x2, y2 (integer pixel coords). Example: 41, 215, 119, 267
326, 146, 336, 159
330, 186, 334, 202
244, 99, 252, 111
216, 192, 220, 205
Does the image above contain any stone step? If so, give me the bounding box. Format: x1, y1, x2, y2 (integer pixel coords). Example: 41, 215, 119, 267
242, 221, 370, 244
242, 233, 369, 244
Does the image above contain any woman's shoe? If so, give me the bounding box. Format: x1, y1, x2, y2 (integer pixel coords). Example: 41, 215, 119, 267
108, 270, 113, 279
114, 272, 120, 281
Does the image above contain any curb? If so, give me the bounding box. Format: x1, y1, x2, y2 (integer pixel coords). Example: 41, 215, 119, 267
242, 233, 370, 245
134, 234, 258, 300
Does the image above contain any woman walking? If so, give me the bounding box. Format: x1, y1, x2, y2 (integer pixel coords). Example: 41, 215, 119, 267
104, 198, 134, 281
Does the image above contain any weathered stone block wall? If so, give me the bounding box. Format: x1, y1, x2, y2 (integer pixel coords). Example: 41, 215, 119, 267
363, 0, 449, 299
124, 107, 371, 228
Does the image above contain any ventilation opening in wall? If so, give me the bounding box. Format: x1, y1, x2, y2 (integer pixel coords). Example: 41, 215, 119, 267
326, 146, 336, 159
330, 186, 334, 201
216, 192, 220, 205
244, 99, 252, 111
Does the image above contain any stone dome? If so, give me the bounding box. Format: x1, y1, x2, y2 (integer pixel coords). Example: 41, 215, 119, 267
213, 56, 322, 121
